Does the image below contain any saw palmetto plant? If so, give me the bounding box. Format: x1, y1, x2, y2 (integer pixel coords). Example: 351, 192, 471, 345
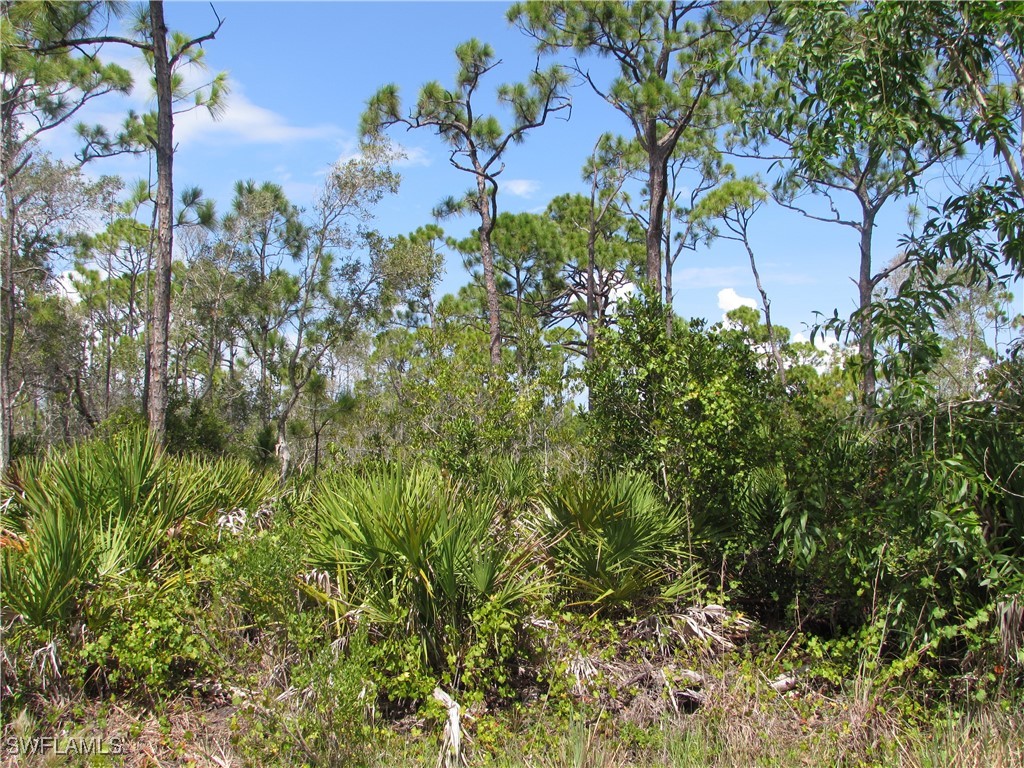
303, 464, 543, 677
538, 472, 698, 612
1, 431, 275, 637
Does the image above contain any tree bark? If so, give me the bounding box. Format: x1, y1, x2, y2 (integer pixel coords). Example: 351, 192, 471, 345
313, 425, 322, 476
0, 113, 23, 470
664, 200, 674, 338
586, 220, 598, 362
146, 0, 173, 444
645, 151, 667, 297
858, 210, 876, 412
0, 141, 14, 471
476, 175, 502, 366
744, 238, 787, 387
275, 412, 291, 482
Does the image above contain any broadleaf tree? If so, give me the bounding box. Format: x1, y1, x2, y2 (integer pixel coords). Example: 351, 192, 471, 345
741, 0, 961, 410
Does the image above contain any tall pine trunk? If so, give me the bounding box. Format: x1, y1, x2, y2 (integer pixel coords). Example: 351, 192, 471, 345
858, 212, 876, 414
146, 0, 173, 444
0, 142, 14, 471
645, 151, 667, 297
476, 175, 501, 366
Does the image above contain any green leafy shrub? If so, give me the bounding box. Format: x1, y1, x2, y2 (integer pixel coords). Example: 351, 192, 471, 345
719, 463, 823, 621
584, 289, 778, 518
78, 577, 211, 700
165, 395, 232, 456
231, 631, 378, 768
202, 521, 323, 658
768, 346, 1024, 681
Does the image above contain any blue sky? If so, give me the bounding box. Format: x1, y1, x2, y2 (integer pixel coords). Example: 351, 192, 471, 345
40, 1, 1007, 347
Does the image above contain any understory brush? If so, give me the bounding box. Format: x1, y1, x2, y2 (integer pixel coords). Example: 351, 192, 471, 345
2, 430, 1023, 767
0, 431, 277, 712
300, 464, 544, 704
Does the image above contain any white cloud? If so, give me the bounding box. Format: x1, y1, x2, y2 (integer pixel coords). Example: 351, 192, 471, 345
503, 179, 540, 198
717, 288, 757, 312
175, 86, 341, 146
333, 140, 368, 166
569, 278, 634, 314
56, 270, 82, 304
676, 266, 744, 288
609, 280, 635, 306
396, 145, 431, 168
333, 140, 432, 168
791, 331, 844, 375
83, 51, 342, 147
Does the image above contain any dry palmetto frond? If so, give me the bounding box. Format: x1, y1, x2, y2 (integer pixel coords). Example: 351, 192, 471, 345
996, 594, 1022, 664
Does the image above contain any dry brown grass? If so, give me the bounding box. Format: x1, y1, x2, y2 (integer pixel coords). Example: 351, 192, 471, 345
3, 603, 1021, 768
